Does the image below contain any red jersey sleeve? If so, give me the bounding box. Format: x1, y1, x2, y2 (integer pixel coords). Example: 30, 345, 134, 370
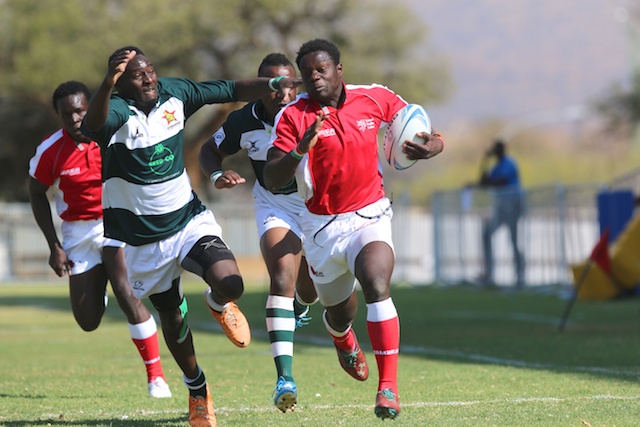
272, 108, 301, 153
29, 131, 60, 186
372, 84, 408, 123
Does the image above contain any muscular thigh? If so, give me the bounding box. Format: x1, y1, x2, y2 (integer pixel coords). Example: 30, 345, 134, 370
261, 227, 302, 268
354, 241, 394, 303
68, 263, 108, 305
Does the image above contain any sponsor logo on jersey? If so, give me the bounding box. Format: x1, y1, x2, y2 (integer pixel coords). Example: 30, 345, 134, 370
148, 143, 175, 176
60, 167, 81, 176
133, 280, 144, 291
318, 128, 336, 138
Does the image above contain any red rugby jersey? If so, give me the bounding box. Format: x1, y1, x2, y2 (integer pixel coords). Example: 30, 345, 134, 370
28, 129, 103, 222
272, 83, 407, 215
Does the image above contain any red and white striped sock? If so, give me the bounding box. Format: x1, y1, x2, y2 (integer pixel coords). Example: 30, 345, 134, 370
366, 298, 400, 393
129, 316, 165, 382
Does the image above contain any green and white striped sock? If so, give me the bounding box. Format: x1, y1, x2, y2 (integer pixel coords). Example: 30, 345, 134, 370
266, 295, 296, 381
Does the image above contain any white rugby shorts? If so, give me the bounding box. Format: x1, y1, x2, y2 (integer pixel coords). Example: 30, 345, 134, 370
253, 183, 305, 240
124, 209, 224, 299
61, 219, 123, 275
301, 197, 395, 307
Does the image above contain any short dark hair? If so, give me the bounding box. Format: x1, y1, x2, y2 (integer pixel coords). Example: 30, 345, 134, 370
295, 39, 341, 68
52, 81, 92, 112
258, 53, 294, 77
108, 46, 145, 65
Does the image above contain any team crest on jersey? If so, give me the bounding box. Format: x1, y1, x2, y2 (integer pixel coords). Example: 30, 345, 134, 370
162, 110, 177, 125
356, 118, 376, 132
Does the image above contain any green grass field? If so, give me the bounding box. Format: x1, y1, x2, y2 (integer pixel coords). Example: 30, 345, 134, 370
2, 280, 640, 427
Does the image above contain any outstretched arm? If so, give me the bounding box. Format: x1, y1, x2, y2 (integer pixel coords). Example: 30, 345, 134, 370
84, 50, 137, 132
234, 76, 302, 103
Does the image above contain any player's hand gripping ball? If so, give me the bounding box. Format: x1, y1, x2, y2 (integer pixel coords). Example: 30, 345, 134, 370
383, 104, 432, 170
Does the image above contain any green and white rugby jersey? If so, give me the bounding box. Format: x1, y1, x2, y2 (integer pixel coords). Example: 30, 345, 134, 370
214, 100, 297, 195
84, 77, 237, 246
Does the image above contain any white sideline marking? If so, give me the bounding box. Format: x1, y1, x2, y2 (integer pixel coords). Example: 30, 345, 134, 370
77, 394, 640, 419
216, 394, 640, 413
193, 321, 640, 378
400, 345, 640, 377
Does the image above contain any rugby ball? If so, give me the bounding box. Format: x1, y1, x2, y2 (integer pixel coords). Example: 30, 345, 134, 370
383, 104, 431, 170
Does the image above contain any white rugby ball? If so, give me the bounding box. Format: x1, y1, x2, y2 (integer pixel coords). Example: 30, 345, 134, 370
383, 104, 431, 170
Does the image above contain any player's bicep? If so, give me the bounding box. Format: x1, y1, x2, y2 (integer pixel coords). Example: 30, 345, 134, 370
267, 145, 288, 162
28, 176, 50, 195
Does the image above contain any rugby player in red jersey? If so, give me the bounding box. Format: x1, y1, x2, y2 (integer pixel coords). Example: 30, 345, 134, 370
264, 39, 443, 420
29, 80, 171, 398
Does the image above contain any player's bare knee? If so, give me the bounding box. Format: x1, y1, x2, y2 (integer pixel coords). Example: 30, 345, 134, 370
76, 315, 101, 332
72, 301, 104, 331
324, 308, 354, 332
270, 273, 295, 296
361, 282, 390, 303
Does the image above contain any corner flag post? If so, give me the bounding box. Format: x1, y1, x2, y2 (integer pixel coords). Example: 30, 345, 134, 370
558, 229, 610, 332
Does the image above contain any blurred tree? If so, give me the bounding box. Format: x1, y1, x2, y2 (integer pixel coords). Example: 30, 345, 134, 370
596, 3, 640, 145
0, 0, 450, 201
0, 97, 58, 201
595, 76, 640, 140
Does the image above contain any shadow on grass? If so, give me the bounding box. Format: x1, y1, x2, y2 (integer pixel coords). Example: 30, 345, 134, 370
3, 282, 640, 384
1, 419, 184, 427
